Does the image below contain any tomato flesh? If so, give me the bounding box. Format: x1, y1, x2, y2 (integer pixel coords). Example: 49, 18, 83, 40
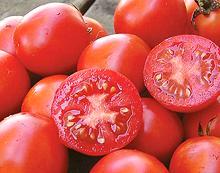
52, 69, 142, 155
144, 35, 220, 112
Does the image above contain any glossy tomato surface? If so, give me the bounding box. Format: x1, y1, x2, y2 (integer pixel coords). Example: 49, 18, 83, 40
22, 75, 67, 118
184, 0, 198, 34
77, 34, 150, 92
0, 112, 68, 173
83, 16, 108, 42
90, 149, 169, 173
183, 98, 220, 138
194, 8, 220, 47
144, 35, 220, 112
0, 16, 23, 56
14, 3, 90, 76
129, 98, 183, 164
170, 136, 220, 173
52, 69, 143, 156
0, 50, 30, 119
114, 0, 187, 48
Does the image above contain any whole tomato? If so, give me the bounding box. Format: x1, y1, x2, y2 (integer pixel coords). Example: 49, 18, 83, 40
22, 75, 67, 118
90, 149, 169, 173
0, 16, 23, 56
129, 98, 184, 164
183, 98, 220, 139
114, 0, 187, 48
77, 34, 150, 92
0, 112, 68, 173
0, 50, 30, 119
189, 0, 220, 46
14, 3, 90, 76
83, 16, 108, 42
170, 136, 220, 173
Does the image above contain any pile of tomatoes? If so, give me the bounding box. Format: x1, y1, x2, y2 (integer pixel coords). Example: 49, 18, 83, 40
1, 0, 220, 172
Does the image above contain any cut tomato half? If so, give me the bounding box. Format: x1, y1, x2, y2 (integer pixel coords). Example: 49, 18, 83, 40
51, 69, 142, 155
144, 35, 220, 112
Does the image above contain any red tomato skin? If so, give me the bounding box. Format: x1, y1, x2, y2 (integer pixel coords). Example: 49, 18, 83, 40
77, 34, 151, 92
114, 0, 187, 48
170, 136, 220, 173
83, 16, 108, 42
129, 98, 183, 164
0, 113, 68, 173
0, 16, 23, 56
183, 99, 220, 139
90, 149, 169, 173
14, 3, 90, 76
184, 0, 198, 34
0, 50, 30, 119
195, 10, 220, 47
21, 75, 67, 118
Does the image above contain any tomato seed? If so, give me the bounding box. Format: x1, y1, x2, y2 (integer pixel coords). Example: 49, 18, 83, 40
110, 86, 116, 93
102, 83, 108, 90
120, 107, 129, 114
97, 137, 105, 144
66, 121, 75, 127
155, 74, 162, 81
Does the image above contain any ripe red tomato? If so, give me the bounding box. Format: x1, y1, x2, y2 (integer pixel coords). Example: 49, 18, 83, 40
0, 112, 68, 173
51, 69, 143, 156
90, 149, 169, 173
22, 75, 67, 118
83, 16, 108, 42
183, 98, 220, 139
0, 16, 23, 56
77, 34, 151, 92
0, 50, 30, 119
114, 0, 187, 48
14, 3, 90, 76
144, 35, 220, 112
129, 98, 183, 164
170, 136, 220, 173
190, 1, 220, 47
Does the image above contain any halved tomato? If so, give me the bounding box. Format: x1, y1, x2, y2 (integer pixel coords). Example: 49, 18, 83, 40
144, 35, 220, 112
51, 69, 142, 156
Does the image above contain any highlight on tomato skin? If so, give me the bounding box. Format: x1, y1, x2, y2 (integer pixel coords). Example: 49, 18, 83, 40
51, 68, 143, 156
0, 16, 23, 56
21, 75, 68, 118
0, 112, 68, 173
183, 97, 220, 139
83, 16, 108, 42
90, 149, 169, 173
143, 34, 220, 113
129, 98, 184, 164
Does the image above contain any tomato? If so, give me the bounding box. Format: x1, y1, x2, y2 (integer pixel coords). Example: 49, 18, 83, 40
0, 50, 30, 119
144, 35, 220, 112
190, 0, 220, 47
77, 34, 151, 92
0, 16, 23, 56
14, 3, 90, 76
0, 112, 68, 173
22, 75, 67, 118
183, 98, 220, 139
129, 98, 183, 164
184, 0, 198, 33
51, 69, 142, 156
114, 0, 187, 48
83, 16, 108, 42
90, 149, 169, 173
170, 136, 220, 173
